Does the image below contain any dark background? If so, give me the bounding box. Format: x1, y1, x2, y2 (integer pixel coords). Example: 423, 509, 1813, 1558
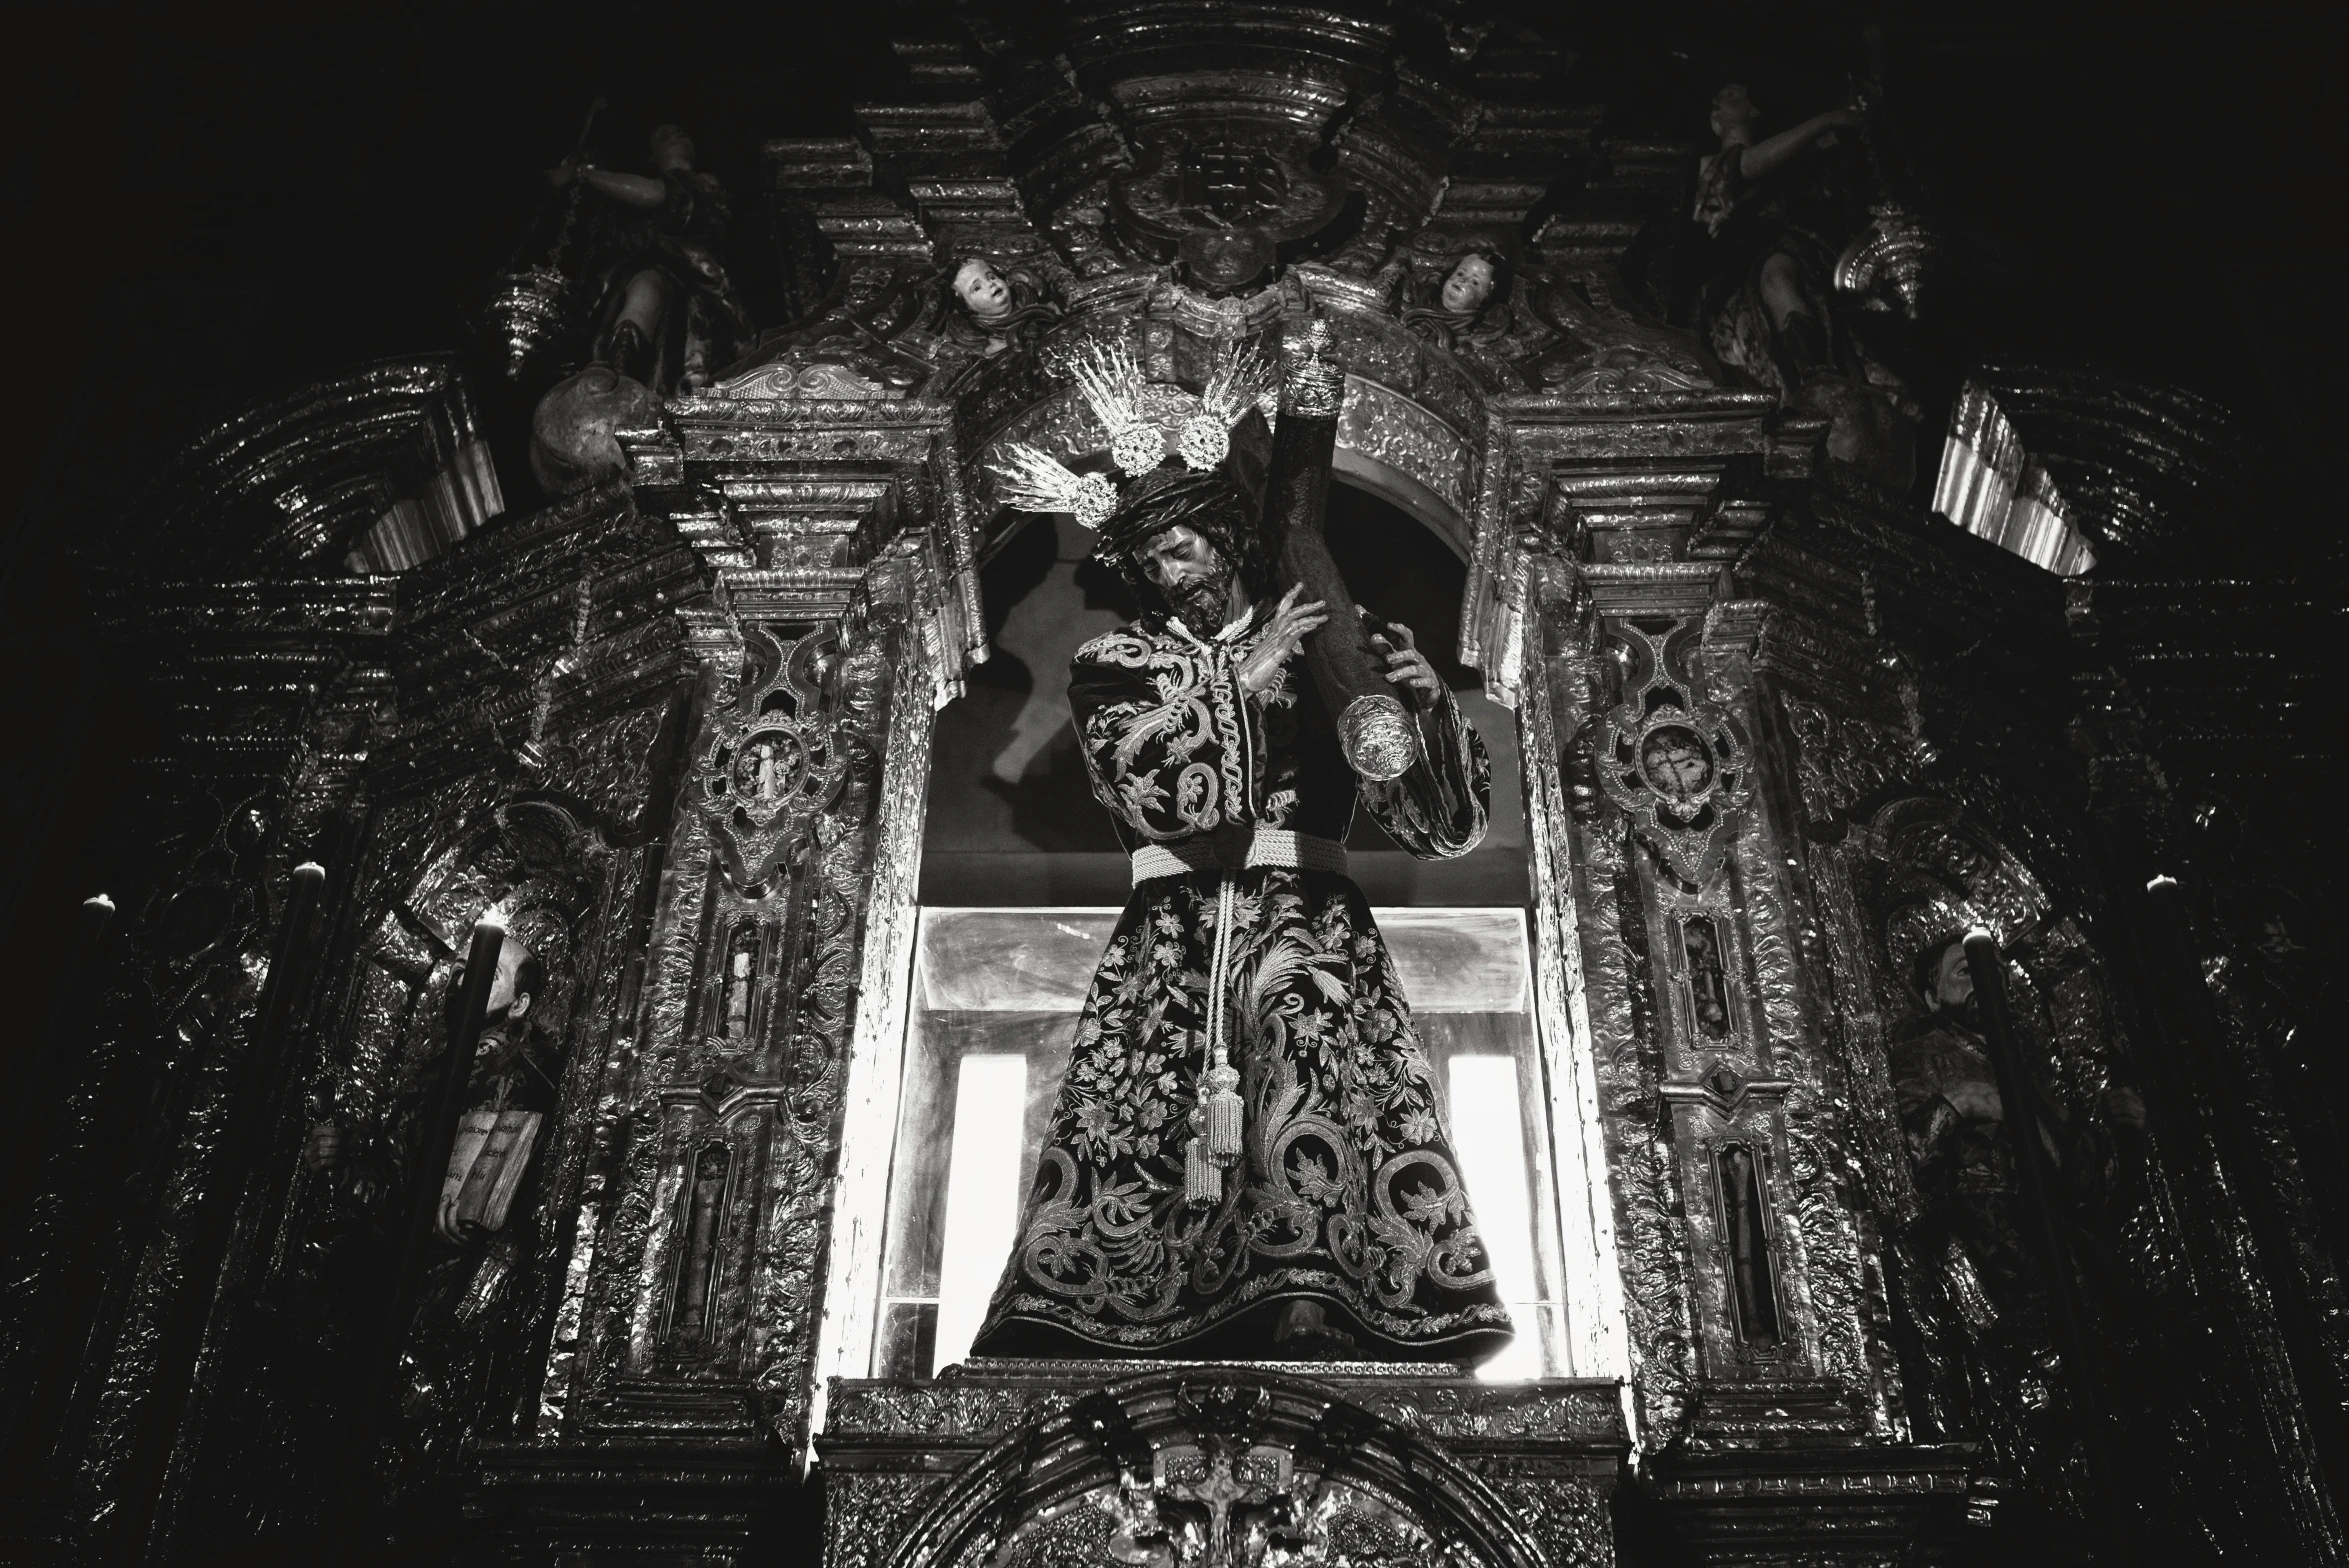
3, 2, 2337, 983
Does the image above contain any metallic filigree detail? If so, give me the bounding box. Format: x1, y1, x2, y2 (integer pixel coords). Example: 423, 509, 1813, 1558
990, 445, 1119, 529
1279, 317, 1346, 419
1781, 694, 1927, 823
991, 341, 1274, 524
1180, 340, 1275, 470
1198, 339, 1275, 425
1175, 417, 1229, 472
694, 627, 854, 893
1333, 377, 1476, 538
824, 1473, 947, 1568
1833, 202, 1941, 320
1067, 340, 1157, 477
1597, 626, 1749, 885
1541, 617, 1698, 1445
825, 1369, 1564, 1568
1483, 1476, 1615, 1568
1337, 694, 1419, 781
1866, 799, 2048, 984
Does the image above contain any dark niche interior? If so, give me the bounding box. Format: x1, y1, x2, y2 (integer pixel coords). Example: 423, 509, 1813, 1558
919, 479, 1529, 907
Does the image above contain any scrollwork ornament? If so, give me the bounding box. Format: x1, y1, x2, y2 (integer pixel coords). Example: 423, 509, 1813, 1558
694, 627, 853, 894
1597, 627, 1751, 884
1781, 694, 1926, 824
1280, 319, 1347, 419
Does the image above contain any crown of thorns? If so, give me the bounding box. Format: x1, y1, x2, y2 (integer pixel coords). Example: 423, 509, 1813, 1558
987, 339, 1275, 532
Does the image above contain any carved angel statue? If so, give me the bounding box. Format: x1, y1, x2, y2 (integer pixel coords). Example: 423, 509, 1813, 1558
545, 123, 752, 394
940, 255, 1067, 357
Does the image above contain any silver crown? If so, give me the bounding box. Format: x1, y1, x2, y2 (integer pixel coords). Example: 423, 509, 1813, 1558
987, 339, 1274, 529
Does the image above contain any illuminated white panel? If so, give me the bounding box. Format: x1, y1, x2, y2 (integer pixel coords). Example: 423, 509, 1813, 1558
932, 1054, 1028, 1372
916, 907, 1121, 1010
1450, 1054, 1543, 1382
1931, 383, 2095, 577
812, 688, 935, 1446
1932, 382, 2023, 541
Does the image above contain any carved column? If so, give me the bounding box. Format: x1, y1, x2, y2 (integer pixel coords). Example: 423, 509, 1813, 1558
1499, 398, 1978, 1559
471, 397, 971, 1558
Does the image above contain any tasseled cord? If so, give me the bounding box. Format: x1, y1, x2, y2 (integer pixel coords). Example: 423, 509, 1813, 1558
1203, 1057, 1243, 1163
1184, 1111, 1221, 1206
1184, 873, 1245, 1207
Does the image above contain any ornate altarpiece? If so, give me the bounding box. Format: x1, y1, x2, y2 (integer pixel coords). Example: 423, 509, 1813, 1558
9, 9, 2341, 1567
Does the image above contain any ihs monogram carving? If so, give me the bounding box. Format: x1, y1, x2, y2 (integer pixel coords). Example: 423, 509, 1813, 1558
1598, 625, 1750, 885
695, 628, 851, 894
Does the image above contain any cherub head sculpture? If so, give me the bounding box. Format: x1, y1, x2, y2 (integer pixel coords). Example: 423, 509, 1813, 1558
951, 257, 1015, 325
649, 123, 697, 173
1440, 248, 1510, 316
1405, 246, 1514, 348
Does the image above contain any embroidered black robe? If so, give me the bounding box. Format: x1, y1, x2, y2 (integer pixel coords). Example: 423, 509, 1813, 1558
970, 606, 1515, 1360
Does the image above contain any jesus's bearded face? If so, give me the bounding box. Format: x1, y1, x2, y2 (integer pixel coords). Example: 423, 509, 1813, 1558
1134, 524, 1237, 630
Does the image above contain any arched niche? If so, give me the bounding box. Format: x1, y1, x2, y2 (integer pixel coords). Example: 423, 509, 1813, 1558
866, 1369, 1552, 1568
845, 471, 1605, 1397
918, 472, 1520, 909
814, 339, 1628, 1410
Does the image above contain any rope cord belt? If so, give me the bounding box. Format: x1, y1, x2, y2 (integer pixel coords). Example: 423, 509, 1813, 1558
1128, 828, 1349, 887
1206, 871, 1237, 1074
1148, 827, 1347, 1206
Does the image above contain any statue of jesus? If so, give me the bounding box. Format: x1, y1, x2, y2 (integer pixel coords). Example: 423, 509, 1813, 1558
970, 330, 1514, 1361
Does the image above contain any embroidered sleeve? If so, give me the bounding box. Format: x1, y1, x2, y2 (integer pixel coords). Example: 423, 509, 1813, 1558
1069, 631, 1245, 841
1358, 683, 1489, 859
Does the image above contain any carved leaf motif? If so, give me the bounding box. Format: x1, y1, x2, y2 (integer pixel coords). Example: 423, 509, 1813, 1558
1781, 694, 1925, 823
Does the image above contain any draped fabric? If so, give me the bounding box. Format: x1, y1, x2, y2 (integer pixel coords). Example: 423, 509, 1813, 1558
970, 606, 1513, 1360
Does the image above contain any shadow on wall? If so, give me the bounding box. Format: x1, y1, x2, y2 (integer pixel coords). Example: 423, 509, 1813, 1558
919, 482, 1528, 906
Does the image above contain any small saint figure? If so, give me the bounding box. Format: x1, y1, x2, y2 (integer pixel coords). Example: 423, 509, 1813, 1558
306, 932, 556, 1243
972, 334, 1512, 1362
722, 932, 756, 1040
1681, 915, 1733, 1038
304, 929, 566, 1498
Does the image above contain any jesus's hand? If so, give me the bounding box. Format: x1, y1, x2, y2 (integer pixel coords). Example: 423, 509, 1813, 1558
1367, 615, 1443, 703
1236, 585, 1328, 695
